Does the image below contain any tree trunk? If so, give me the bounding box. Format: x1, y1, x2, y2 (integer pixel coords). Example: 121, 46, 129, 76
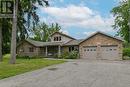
0, 18, 2, 62
129, 0, 130, 43
10, 0, 18, 64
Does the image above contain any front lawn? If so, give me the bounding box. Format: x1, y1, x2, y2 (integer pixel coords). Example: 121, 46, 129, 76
0, 54, 65, 79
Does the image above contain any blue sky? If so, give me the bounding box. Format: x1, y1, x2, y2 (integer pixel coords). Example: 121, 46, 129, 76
38, 0, 120, 39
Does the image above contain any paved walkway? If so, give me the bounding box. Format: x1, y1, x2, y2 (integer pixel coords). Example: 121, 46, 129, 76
0, 60, 130, 87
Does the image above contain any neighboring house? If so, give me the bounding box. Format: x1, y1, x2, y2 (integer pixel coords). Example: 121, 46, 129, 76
17, 31, 123, 60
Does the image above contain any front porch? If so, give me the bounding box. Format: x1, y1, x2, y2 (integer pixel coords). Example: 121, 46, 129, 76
39, 45, 62, 57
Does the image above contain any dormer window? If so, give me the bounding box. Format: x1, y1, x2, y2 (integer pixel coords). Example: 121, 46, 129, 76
54, 36, 61, 41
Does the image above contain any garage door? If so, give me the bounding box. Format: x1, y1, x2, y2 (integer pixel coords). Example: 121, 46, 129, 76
101, 45, 119, 60
83, 46, 97, 59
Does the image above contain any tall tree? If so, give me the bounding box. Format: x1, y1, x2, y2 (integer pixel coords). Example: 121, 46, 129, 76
10, 0, 18, 64
111, 0, 130, 42
128, 0, 130, 43
17, 0, 49, 41
32, 22, 61, 42
9, 0, 49, 64
0, 19, 2, 62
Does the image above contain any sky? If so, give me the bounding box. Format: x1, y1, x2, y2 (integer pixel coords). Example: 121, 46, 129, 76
37, 0, 120, 39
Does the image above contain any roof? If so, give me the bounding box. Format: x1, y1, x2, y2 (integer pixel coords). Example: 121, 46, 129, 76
64, 39, 84, 46
17, 31, 124, 47
80, 31, 123, 44
51, 32, 76, 40
18, 39, 63, 47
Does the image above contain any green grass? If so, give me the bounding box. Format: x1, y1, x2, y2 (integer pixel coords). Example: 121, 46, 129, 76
0, 54, 65, 79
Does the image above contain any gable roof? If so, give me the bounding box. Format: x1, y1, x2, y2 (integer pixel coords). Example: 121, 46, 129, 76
17, 31, 124, 47
51, 32, 76, 40
80, 31, 123, 44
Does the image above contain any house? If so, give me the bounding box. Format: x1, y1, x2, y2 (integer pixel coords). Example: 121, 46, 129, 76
17, 31, 123, 60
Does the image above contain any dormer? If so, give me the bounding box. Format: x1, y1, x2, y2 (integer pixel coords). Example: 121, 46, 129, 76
50, 32, 76, 43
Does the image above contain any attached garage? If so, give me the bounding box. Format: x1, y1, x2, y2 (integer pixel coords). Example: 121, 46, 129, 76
79, 32, 123, 60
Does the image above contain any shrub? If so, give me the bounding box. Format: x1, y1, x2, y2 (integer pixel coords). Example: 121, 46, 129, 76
60, 51, 79, 59
123, 48, 130, 57
53, 54, 58, 58
123, 42, 130, 48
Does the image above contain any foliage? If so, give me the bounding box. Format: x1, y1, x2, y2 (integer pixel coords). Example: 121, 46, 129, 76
111, 0, 130, 42
123, 41, 130, 48
31, 22, 61, 42
123, 48, 130, 57
1, 0, 49, 54
17, 0, 49, 41
0, 54, 65, 79
60, 51, 79, 59
2, 19, 12, 54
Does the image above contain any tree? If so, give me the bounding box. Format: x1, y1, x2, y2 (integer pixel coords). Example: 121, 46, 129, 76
128, 0, 130, 43
17, 0, 49, 42
0, 0, 49, 63
32, 22, 61, 42
9, 0, 49, 64
0, 19, 2, 62
10, 0, 18, 64
111, 0, 130, 42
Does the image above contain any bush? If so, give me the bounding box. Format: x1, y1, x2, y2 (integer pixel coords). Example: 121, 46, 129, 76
60, 51, 79, 59
123, 42, 130, 48
123, 48, 130, 57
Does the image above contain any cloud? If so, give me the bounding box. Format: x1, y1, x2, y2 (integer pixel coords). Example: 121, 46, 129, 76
83, 31, 95, 36
40, 5, 115, 33
59, 29, 69, 35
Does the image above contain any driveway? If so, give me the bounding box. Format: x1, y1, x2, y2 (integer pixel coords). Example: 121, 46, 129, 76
0, 60, 130, 87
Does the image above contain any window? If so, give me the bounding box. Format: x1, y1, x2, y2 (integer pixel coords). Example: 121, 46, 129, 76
69, 46, 75, 52
54, 36, 61, 41
59, 36, 61, 41
54, 37, 56, 41
29, 47, 34, 52
110, 49, 112, 51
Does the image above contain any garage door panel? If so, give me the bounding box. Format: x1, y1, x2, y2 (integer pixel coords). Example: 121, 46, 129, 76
101, 46, 119, 60
83, 46, 97, 59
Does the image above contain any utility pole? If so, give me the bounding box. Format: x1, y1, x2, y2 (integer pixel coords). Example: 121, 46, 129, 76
10, 0, 18, 64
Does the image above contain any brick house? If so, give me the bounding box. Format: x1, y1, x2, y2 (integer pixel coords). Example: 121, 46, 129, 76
17, 31, 123, 60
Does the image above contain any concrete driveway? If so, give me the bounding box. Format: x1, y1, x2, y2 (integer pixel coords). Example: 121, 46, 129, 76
1, 60, 130, 87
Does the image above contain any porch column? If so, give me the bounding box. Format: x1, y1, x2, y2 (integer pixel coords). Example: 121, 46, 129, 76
45, 46, 48, 57
58, 45, 61, 57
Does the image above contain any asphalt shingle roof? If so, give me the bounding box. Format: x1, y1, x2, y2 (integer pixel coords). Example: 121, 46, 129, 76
26, 39, 63, 46
18, 31, 123, 47
64, 39, 84, 46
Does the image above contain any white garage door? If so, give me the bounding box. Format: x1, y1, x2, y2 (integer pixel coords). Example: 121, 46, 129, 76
83, 46, 97, 59
101, 45, 119, 60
